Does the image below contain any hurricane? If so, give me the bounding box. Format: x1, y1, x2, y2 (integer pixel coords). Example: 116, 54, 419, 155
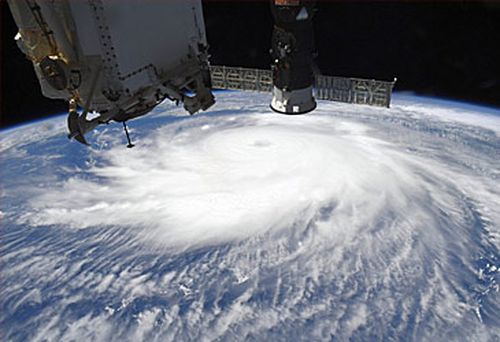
1, 92, 499, 341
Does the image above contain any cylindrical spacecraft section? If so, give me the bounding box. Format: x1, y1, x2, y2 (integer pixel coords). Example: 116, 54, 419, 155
270, 0, 316, 114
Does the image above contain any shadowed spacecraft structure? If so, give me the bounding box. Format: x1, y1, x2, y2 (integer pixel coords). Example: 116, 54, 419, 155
7, 0, 396, 146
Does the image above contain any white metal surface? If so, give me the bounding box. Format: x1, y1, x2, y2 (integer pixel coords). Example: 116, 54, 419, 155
270, 86, 316, 114
8, 0, 214, 139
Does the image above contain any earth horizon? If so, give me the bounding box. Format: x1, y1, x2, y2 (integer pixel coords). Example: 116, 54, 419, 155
1, 91, 499, 341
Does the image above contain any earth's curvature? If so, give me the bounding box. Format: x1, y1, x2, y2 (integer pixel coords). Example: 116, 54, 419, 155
1, 91, 499, 341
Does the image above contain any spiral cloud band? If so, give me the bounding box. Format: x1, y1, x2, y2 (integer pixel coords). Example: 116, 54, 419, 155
1, 92, 499, 341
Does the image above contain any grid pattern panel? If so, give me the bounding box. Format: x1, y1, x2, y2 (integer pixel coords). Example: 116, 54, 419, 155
210, 66, 273, 92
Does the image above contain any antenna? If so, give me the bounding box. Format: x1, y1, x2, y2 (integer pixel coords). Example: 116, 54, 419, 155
122, 121, 135, 148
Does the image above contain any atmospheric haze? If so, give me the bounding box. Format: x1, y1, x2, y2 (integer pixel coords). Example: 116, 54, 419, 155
1, 92, 499, 341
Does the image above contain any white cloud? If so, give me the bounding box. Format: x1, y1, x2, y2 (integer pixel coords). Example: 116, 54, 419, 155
19, 109, 427, 251
2, 92, 499, 340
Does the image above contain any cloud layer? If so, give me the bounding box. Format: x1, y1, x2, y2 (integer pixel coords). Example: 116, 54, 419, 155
1, 92, 499, 341
21, 112, 425, 249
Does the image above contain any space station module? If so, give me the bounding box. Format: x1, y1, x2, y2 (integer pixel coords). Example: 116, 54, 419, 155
8, 0, 214, 144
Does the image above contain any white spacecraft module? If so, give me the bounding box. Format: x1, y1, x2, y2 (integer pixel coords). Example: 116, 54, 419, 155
8, 0, 215, 144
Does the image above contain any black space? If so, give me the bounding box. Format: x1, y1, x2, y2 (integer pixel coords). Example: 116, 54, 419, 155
2, 1, 500, 128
